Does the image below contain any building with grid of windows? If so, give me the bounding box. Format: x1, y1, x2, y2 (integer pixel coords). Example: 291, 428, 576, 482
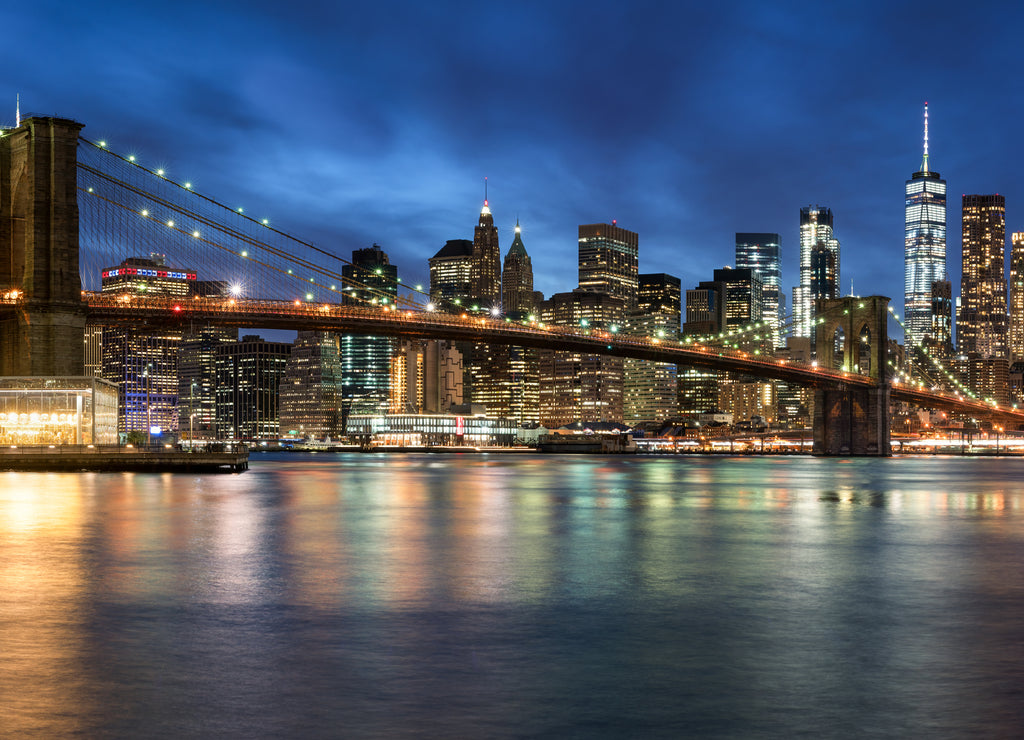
735, 233, 783, 347
1010, 233, 1024, 362
904, 104, 947, 350
279, 331, 344, 440
958, 194, 1009, 404
793, 206, 839, 338
578, 222, 639, 310
538, 290, 625, 427
100, 255, 197, 435
958, 195, 1007, 360
178, 326, 237, 440
341, 245, 398, 416
624, 273, 681, 425
215, 335, 291, 440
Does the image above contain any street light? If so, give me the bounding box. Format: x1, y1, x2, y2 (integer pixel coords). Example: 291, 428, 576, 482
144, 363, 153, 447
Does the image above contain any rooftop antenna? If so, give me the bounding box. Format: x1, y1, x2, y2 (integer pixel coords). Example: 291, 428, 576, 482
484, 176, 488, 205
921, 102, 929, 174
15, 93, 20, 127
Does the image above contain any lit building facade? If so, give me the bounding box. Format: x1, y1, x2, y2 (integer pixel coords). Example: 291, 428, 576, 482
388, 339, 464, 416
178, 326, 237, 440
465, 221, 541, 424
735, 233, 782, 347
100, 255, 196, 435
578, 222, 639, 310
0, 377, 118, 445
958, 194, 1007, 360
904, 103, 947, 349
793, 206, 839, 338
214, 335, 291, 440
472, 199, 501, 308
429, 239, 474, 309
501, 221, 536, 317
341, 245, 398, 416
539, 290, 625, 427
346, 413, 517, 447
1010, 232, 1024, 361
624, 274, 681, 425
279, 331, 344, 439
922, 280, 956, 388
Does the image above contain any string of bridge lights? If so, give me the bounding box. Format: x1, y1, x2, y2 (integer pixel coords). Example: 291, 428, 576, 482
80, 138, 429, 309
82, 138, 430, 306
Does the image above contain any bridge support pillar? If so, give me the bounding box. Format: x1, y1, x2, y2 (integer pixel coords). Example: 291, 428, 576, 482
0, 117, 86, 376
812, 295, 892, 456
813, 386, 891, 456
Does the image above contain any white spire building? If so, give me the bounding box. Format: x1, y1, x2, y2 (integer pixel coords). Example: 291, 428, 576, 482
904, 102, 947, 349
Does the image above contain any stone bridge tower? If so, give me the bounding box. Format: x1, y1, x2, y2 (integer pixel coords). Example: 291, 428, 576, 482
0, 117, 86, 376
813, 295, 892, 456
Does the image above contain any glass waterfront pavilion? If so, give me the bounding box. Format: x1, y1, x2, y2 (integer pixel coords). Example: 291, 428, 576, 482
904, 103, 947, 349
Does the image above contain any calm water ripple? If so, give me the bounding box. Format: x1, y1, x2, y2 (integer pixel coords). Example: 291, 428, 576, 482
1, 453, 1023, 738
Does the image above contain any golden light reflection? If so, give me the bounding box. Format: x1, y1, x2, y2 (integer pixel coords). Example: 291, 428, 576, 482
0, 474, 92, 737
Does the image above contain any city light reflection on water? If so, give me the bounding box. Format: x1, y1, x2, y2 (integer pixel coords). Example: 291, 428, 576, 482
1, 455, 1023, 737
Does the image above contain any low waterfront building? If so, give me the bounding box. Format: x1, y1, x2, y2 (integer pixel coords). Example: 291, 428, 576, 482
0, 377, 118, 445
345, 413, 518, 446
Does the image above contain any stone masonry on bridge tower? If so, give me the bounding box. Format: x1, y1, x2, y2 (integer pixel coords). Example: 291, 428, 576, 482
813, 295, 892, 455
0, 116, 86, 376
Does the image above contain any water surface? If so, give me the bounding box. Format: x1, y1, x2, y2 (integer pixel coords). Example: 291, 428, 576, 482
2, 454, 1023, 738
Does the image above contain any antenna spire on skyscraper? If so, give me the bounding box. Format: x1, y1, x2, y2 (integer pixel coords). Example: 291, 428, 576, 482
481, 176, 491, 215
921, 102, 929, 174
15, 93, 20, 127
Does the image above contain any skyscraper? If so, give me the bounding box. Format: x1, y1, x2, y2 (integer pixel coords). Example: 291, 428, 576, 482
279, 331, 345, 440
341, 245, 398, 416
429, 239, 474, 309
471, 197, 501, 308
578, 222, 639, 310
215, 335, 291, 440
624, 274, 681, 425
470, 221, 540, 424
735, 233, 782, 347
793, 206, 840, 338
501, 220, 536, 318
1010, 232, 1024, 361
178, 326, 237, 440
100, 255, 196, 436
904, 103, 947, 349
958, 194, 1007, 359
538, 290, 625, 427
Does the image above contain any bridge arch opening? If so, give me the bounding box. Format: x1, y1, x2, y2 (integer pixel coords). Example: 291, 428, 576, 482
831, 326, 845, 371
858, 324, 871, 376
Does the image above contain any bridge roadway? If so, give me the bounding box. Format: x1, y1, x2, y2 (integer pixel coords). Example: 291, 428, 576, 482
68, 292, 1024, 425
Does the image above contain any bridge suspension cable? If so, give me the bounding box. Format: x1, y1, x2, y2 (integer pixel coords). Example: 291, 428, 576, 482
76, 138, 427, 310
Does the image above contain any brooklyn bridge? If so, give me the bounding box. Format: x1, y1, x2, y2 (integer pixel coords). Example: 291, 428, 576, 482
2, 116, 1020, 455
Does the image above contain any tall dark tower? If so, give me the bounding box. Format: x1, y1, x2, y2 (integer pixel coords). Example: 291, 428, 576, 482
501, 220, 535, 318
472, 192, 501, 308
341, 244, 398, 416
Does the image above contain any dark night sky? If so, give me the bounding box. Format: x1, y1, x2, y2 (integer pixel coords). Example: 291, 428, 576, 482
5, 0, 1024, 339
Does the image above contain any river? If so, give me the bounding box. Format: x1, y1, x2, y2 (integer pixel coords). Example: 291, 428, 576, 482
2, 453, 1023, 738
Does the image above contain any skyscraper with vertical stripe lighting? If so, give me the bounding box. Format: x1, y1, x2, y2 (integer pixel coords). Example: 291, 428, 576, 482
904, 103, 947, 349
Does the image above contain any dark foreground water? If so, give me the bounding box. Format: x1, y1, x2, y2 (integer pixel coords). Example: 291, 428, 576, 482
2, 453, 1024, 738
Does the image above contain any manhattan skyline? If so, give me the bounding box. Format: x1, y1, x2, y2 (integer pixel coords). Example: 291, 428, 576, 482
5, 1, 1024, 338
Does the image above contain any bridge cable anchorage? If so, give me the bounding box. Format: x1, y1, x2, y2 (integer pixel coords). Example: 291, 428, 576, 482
77, 138, 426, 309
